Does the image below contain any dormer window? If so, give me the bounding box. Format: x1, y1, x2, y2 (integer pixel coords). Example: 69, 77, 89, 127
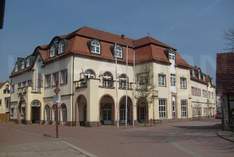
168, 49, 176, 60
169, 53, 175, 60
58, 40, 65, 54
50, 46, 56, 57
114, 44, 123, 59
21, 61, 25, 69
15, 64, 18, 72
192, 70, 195, 77
203, 75, 206, 81
26, 58, 30, 67
90, 40, 100, 54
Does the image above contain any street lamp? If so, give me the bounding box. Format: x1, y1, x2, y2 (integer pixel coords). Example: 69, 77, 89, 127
54, 81, 61, 138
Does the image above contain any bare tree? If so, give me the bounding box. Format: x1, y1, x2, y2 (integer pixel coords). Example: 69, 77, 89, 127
225, 29, 234, 50
135, 63, 157, 126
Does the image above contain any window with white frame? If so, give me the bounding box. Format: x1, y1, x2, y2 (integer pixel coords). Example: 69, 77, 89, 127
159, 99, 167, 118
26, 58, 30, 67
119, 74, 128, 89
114, 44, 123, 59
169, 52, 175, 60
102, 71, 113, 88
203, 89, 208, 98
181, 100, 188, 117
45, 74, 51, 88
50, 46, 56, 57
52, 72, 59, 86
21, 61, 25, 69
11, 84, 15, 93
191, 86, 201, 96
170, 74, 176, 86
180, 77, 187, 89
58, 40, 65, 54
158, 74, 166, 87
15, 64, 18, 72
90, 40, 101, 54
60, 69, 68, 85
84, 69, 96, 79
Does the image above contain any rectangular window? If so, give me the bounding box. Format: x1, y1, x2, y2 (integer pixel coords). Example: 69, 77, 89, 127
11, 84, 15, 93
158, 74, 166, 87
52, 72, 59, 86
170, 74, 176, 86
159, 99, 167, 118
169, 53, 175, 60
45, 74, 51, 88
21, 61, 25, 69
114, 45, 123, 59
202, 90, 208, 98
22, 81, 26, 87
26, 58, 30, 67
60, 69, 68, 85
180, 77, 187, 89
191, 86, 201, 96
0, 99, 2, 106
181, 100, 188, 118
18, 82, 21, 89
28, 80, 32, 87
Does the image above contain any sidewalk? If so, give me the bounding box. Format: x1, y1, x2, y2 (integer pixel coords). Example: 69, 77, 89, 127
217, 130, 234, 142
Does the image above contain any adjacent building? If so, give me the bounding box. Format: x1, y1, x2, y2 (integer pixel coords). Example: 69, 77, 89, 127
190, 66, 216, 118
9, 26, 216, 126
0, 81, 10, 122
217, 52, 234, 130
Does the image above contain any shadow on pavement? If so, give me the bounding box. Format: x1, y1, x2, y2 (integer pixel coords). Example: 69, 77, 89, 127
173, 124, 222, 130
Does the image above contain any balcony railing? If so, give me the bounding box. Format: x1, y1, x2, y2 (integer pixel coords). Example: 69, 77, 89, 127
17, 86, 42, 95
74, 78, 134, 91
74, 79, 87, 89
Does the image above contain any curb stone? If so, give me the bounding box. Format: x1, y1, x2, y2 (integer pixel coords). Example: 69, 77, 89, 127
216, 131, 234, 143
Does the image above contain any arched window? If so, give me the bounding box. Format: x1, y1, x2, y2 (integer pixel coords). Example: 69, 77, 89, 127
102, 71, 113, 88
61, 104, 67, 122
85, 69, 96, 79
119, 74, 128, 89
58, 40, 65, 54
90, 40, 101, 54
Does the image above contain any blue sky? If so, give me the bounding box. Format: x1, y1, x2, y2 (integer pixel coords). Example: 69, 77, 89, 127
0, 0, 233, 82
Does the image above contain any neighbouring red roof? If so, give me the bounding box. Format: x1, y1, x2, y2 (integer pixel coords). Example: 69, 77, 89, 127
216, 52, 234, 94
0, 81, 8, 89
10, 26, 191, 77
133, 36, 176, 50
190, 66, 214, 86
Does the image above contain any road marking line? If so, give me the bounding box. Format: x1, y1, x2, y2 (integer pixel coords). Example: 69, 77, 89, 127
61, 140, 97, 157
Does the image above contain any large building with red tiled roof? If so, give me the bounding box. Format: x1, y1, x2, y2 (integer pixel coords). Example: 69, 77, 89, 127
9, 26, 215, 126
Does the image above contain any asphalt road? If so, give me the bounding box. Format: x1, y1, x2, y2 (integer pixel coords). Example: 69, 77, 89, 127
0, 119, 233, 157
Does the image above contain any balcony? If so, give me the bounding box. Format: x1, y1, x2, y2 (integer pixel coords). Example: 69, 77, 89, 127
74, 79, 87, 89
74, 78, 135, 91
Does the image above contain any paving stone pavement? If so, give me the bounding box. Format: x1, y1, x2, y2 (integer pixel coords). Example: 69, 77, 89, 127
0, 140, 94, 157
